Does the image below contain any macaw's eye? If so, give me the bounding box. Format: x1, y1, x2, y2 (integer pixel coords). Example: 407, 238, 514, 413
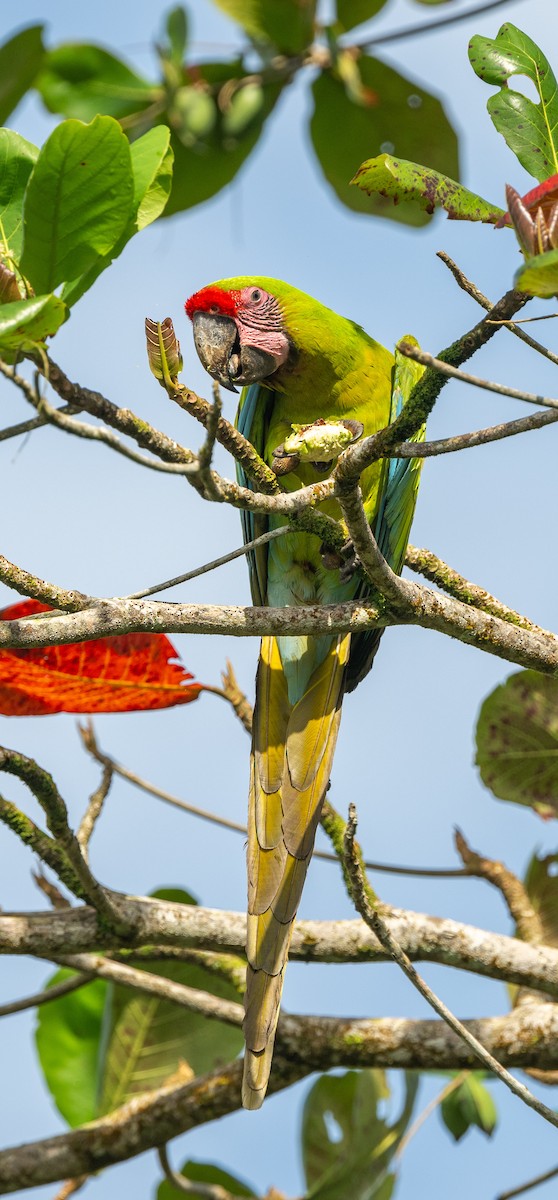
251, 289, 261, 302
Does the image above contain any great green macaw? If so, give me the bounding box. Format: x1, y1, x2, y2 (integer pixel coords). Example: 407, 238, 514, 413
186, 278, 423, 1109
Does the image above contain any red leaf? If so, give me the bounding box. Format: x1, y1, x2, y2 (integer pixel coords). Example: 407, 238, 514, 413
0, 600, 203, 715
496, 173, 558, 228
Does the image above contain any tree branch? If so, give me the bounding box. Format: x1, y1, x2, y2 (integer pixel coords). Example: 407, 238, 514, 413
50, 951, 243, 1026
341, 804, 558, 1132
1, 579, 555, 673
2, 1003, 558, 1192
396, 340, 558, 410
404, 545, 550, 638
356, 0, 517, 50
4, 898, 558, 1000
437, 252, 558, 369
0, 972, 93, 1019
335, 286, 530, 485
0, 748, 129, 935
82, 732, 467, 878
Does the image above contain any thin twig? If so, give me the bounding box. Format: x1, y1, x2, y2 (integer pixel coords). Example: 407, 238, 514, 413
0, 748, 130, 935
497, 1163, 558, 1200
0, 972, 93, 1019
342, 802, 558, 1132
394, 1070, 469, 1163
437, 252, 558, 368
356, 0, 518, 50
123, 526, 291, 600
0, 405, 80, 443
396, 407, 558, 456
0, 359, 195, 474
455, 831, 543, 944
195, 380, 223, 500
157, 1145, 239, 1200
490, 313, 558, 325
50, 952, 243, 1026
52, 1177, 88, 1200
336, 287, 530, 489
80, 732, 469, 879
34, 354, 198, 467
219, 660, 253, 734
397, 340, 558, 409
76, 763, 113, 864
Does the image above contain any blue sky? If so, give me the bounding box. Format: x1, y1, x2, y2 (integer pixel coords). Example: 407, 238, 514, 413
2, 0, 558, 1197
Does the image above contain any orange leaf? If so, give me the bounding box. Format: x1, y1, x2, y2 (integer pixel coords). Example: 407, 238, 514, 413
0, 600, 203, 715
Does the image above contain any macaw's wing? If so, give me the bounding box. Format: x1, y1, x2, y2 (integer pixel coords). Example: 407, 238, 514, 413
236, 382, 272, 607
346, 338, 425, 693
374, 338, 425, 574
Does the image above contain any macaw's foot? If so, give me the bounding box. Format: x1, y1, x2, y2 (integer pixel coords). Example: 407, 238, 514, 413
339, 538, 362, 582
320, 538, 361, 581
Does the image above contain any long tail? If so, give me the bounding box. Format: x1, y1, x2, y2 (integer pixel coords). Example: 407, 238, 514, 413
242, 633, 350, 1109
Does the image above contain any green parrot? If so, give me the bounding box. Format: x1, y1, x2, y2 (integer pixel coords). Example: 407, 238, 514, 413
186, 278, 423, 1109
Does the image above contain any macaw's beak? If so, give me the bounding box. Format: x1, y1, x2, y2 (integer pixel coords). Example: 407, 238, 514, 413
192, 312, 280, 392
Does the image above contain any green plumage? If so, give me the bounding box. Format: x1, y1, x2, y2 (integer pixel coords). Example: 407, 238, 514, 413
195, 277, 424, 1109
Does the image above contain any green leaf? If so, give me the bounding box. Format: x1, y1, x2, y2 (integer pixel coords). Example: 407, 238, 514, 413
441, 1074, 497, 1142
163, 62, 282, 216
36, 43, 156, 123
20, 115, 134, 296
469, 23, 558, 182
35, 970, 107, 1127
212, 0, 316, 54
0, 25, 44, 125
157, 1160, 257, 1200
523, 851, 558, 946
302, 1070, 418, 1200
0, 294, 67, 357
352, 152, 503, 222
0, 130, 38, 262
60, 125, 173, 307
310, 55, 459, 225
476, 670, 558, 819
132, 125, 174, 229
165, 7, 189, 67
514, 247, 558, 298
336, 1, 388, 32
98, 888, 243, 1114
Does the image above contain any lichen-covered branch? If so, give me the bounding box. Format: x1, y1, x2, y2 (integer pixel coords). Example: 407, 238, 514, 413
335, 287, 530, 486
342, 805, 558, 1131
1, 1002, 558, 1193
4, 898, 558, 1000
405, 545, 550, 637
0, 749, 127, 934
0, 585, 555, 677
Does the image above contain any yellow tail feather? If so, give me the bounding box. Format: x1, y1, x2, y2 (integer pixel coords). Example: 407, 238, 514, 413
242, 633, 350, 1110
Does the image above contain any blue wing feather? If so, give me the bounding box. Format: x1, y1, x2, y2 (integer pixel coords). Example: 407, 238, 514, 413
235, 382, 270, 608
346, 341, 425, 691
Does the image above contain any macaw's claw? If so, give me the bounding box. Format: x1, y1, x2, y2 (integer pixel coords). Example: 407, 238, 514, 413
339, 538, 361, 582
319, 538, 361, 579
320, 544, 344, 571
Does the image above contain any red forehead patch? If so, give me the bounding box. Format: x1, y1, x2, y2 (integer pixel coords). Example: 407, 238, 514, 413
185, 286, 240, 321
